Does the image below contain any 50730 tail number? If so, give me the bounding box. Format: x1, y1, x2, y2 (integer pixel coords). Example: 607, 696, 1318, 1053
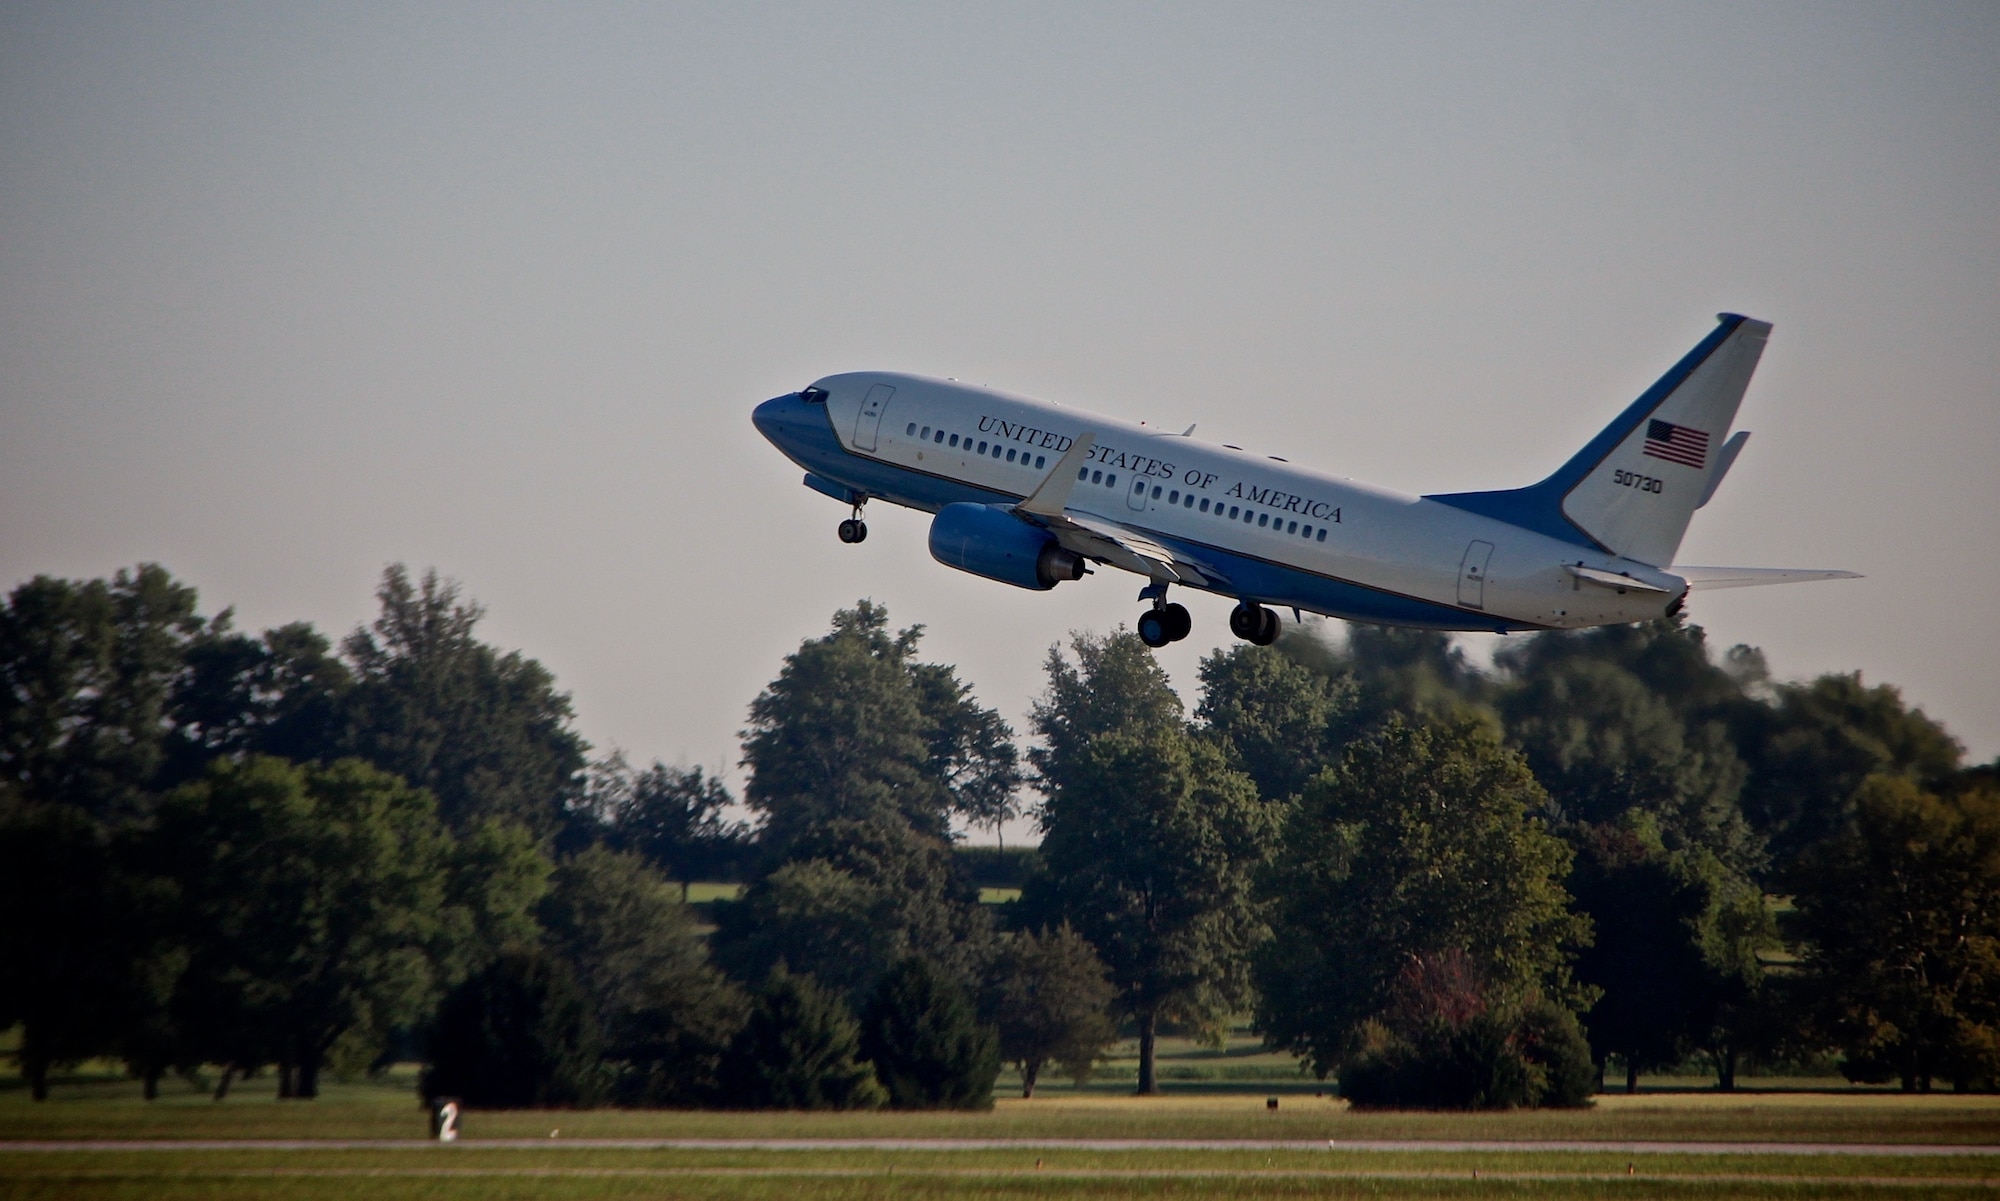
1613, 469, 1664, 494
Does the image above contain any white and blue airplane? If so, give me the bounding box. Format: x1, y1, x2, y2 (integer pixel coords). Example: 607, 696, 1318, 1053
753, 314, 1857, 649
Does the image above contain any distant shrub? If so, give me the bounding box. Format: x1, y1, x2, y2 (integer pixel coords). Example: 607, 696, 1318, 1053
421, 952, 607, 1108
860, 957, 1000, 1109
715, 966, 885, 1110
1338, 951, 1594, 1110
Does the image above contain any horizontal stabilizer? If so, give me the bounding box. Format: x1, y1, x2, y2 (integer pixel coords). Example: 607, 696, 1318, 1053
1565, 564, 1676, 594
1671, 565, 1862, 591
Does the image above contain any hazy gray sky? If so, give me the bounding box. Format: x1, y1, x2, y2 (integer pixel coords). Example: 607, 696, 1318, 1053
5, 3, 1996, 819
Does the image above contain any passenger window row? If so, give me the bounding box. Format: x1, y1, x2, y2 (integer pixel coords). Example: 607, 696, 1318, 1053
897, 420, 1324, 543
905, 422, 1047, 470
1169, 487, 1330, 543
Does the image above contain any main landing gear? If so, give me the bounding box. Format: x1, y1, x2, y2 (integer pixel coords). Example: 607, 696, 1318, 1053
836, 501, 868, 544
1136, 584, 1193, 649
1137, 603, 1192, 648
1229, 601, 1281, 647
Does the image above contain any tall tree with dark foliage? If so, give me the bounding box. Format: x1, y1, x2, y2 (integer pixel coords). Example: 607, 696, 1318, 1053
341, 566, 588, 840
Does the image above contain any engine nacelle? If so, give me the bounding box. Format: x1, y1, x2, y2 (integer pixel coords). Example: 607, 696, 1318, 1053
928, 503, 1086, 591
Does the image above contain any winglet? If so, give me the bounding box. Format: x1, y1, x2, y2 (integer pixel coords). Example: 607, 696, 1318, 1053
1697, 431, 1751, 509
1016, 433, 1098, 517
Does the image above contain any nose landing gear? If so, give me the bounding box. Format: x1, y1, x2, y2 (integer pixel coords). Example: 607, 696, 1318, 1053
1136, 584, 1193, 648
1229, 601, 1281, 646
836, 501, 868, 544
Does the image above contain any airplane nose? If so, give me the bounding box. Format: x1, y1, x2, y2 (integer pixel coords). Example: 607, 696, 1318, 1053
752, 393, 802, 443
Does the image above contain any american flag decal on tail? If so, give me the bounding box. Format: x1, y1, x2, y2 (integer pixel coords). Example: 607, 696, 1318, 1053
1643, 419, 1709, 469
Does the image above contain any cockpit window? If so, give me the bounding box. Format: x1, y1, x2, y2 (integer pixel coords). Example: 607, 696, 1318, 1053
800, 387, 828, 404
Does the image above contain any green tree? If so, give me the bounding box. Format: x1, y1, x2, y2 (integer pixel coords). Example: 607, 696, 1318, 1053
1256, 720, 1591, 1079
1498, 619, 1758, 725
436, 818, 552, 981
1502, 657, 1758, 873
341, 566, 588, 840
859, 957, 1000, 1110
1026, 635, 1274, 1093
909, 660, 1023, 846
740, 602, 954, 850
589, 755, 747, 899
0, 794, 152, 1099
151, 756, 456, 1098
715, 966, 885, 1110
539, 846, 746, 1104
1196, 643, 1358, 803
1739, 673, 1963, 874
1683, 846, 1778, 1091
1566, 820, 1713, 1092
1026, 630, 1183, 787
1789, 775, 2000, 1091
1342, 625, 1489, 729
739, 602, 1019, 853
983, 924, 1118, 1097
711, 816, 992, 1005
165, 618, 352, 785
421, 951, 606, 1108
0, 565, 205, 821
1336, 950, 1595, 1110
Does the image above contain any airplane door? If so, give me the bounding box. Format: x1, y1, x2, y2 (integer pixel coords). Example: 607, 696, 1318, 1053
1127, 475, 1149, 511
1457, 540, 1494, 609
853, 384, 895, 451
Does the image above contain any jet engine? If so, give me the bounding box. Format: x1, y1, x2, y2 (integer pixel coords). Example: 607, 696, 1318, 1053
928, 503, 1085, 591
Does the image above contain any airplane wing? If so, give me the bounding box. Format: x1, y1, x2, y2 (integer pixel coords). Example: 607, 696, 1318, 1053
1669, 565, 1863, 591
1010, 434, 1231, 586
1049, 511, 1232, 587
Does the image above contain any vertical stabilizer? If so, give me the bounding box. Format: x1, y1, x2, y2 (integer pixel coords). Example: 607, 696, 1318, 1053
1428, 314, 1771, 566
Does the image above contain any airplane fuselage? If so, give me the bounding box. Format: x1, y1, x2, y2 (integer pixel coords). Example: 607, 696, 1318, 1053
754, 371, 1681, 632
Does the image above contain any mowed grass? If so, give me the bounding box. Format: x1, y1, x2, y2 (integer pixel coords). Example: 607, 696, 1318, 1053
4, 1145, 2000, 1201
681, 882, 744, 904
4, 1083, 1998, 1201
3, 1070, 1998, 1145
683, 883, 1023, 905
6, 1020, 1997, 1199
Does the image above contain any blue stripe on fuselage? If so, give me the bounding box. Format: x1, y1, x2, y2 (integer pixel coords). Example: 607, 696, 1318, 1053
754, 392, 1523, 633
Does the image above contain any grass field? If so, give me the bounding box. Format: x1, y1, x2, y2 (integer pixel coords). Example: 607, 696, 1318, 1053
3, 1084, 1997, 1200
5, 1023, 1997, 1199
4, 1076, 1998, 1145
680, 884, 1023, 906
4, 1139, 1999, 1199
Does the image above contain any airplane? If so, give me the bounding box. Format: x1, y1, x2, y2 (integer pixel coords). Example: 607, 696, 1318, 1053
752, 313, 1858, 649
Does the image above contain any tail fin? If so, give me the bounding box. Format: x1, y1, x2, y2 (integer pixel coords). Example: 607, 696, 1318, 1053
1428, 314, 1771, 566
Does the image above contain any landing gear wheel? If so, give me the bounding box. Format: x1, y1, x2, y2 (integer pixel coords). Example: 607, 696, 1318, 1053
1137, 608, 1172, 648
837, 518, 868, 544
1230, 602, 1281, 646
1160, 602, 1192, 642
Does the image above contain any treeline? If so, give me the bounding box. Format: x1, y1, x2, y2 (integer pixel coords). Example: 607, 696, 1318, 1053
2, 564, 1995, 1108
